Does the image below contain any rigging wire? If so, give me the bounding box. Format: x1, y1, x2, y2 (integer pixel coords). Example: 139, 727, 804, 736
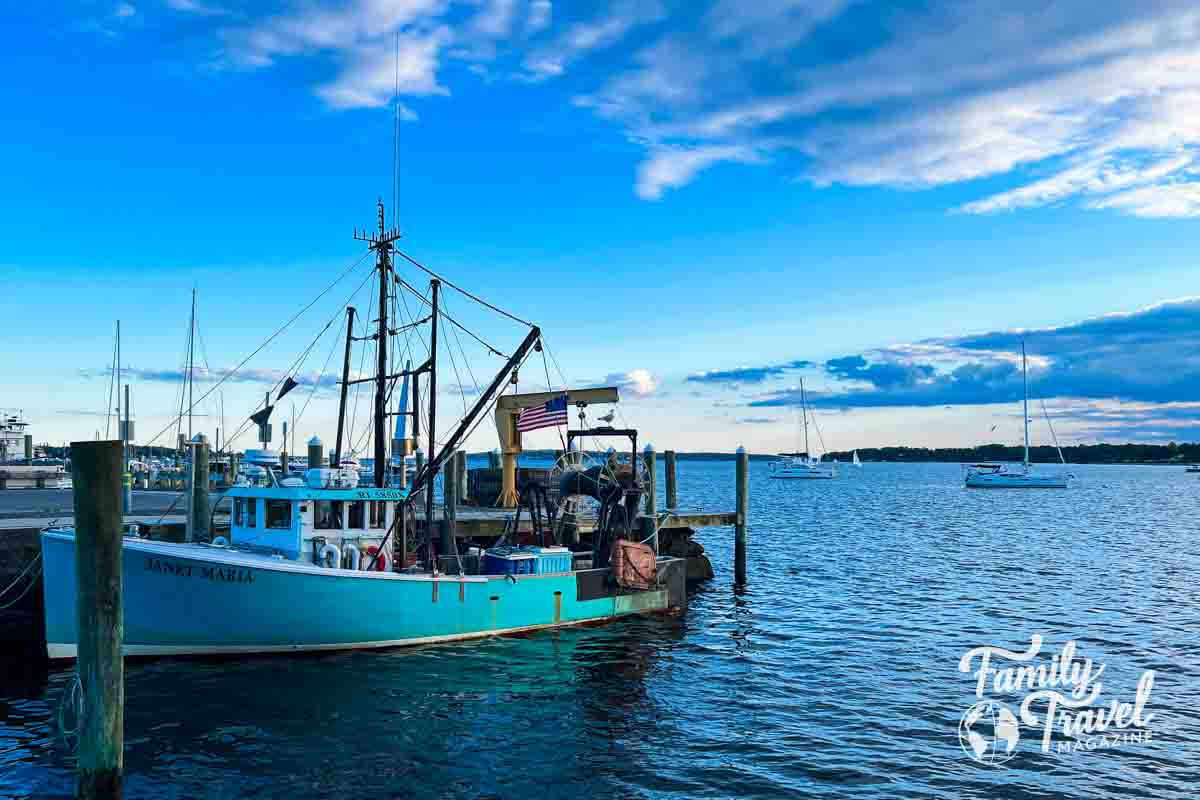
393, 249, 534, 328
396, 276, 504, 357
147, 251, 372, 449
224, 263, 377, 451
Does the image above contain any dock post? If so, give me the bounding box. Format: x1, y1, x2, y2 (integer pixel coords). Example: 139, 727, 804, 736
735, 446, 749, 585
70, 440, 124, 800
186, 434, 210, 543
441, 451, 457, 567
307, 436, 323, 469
643, 444, 657, 552
415, 450, 425, 489
664, 450, 677, 510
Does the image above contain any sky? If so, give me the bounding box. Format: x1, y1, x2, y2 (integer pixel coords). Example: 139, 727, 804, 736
2, 0, 1198, 455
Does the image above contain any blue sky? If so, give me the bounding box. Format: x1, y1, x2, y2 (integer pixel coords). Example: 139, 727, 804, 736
2, 1, 1198, 454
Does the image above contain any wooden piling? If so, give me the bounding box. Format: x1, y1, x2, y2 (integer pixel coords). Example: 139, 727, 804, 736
735, 446, 749, 585
664, 450, 677, 510
643, 444, 657, 552
456, 450, 468, 503
187, 435, 210, 543
70, 440, 124, 800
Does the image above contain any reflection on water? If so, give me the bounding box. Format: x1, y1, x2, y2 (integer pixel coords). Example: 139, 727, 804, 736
2, 462, 1199, 798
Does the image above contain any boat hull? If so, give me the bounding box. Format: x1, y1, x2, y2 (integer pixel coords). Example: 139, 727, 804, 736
964, 472, 1068, 488
41, 532, 685, 660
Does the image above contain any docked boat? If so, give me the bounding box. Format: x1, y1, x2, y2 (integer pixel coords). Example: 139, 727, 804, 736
769, 378, 836, 479
964, 341, 1070, 489
40, 200, 686, 660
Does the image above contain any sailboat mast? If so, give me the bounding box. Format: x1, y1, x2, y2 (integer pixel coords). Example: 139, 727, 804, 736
800, 378, 810, 459
188, 288, 196, 443
1021, 340, 1030, 468
373, 202, 390, 489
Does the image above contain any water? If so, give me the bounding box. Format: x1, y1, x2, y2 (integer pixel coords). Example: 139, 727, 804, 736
3, 462, 1198, 798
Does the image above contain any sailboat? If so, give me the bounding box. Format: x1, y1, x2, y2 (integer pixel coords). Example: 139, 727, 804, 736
964, 341, 1070, 489
852, 450, 862, 468
769, 378, 836, 479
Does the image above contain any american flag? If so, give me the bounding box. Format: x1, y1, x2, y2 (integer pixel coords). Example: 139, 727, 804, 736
517, 394, 568, 432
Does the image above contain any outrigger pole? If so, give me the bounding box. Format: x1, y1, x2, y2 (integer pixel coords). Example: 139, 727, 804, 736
333, 306, 356, 466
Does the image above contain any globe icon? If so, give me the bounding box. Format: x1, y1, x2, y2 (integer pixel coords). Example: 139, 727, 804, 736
958, 701, 1020, 765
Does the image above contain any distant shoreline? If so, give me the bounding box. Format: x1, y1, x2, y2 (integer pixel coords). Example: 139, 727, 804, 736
506, 443, 1200, 466
33, 442, 1199, 467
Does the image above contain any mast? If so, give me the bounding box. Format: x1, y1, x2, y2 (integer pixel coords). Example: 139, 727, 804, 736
188, 288, 196, 444
425, 279, 440, 564
1021, 339, 1030, 468
800, 378, 810, 459
334, 306, 356, 466
374, 204, 389, 488
355, 200, 401, 488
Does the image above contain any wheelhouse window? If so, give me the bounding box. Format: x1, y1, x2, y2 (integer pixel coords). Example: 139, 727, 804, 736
369, 501, 386, 528
348, 501, 365, 529
314, 500, 343, 530
266, 500, 292, 530
244, 498, 257, 528
234, 497, 245, 526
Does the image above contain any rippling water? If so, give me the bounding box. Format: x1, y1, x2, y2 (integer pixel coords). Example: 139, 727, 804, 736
3, 462, 1199, 798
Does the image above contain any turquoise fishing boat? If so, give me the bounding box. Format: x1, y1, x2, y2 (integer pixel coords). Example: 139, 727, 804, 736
41, 199, 685, 660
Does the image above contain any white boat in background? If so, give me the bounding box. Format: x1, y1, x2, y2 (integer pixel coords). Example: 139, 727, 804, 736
770, 379, 836, 479
964, 341, 1070, 489
852, 450, 862, 468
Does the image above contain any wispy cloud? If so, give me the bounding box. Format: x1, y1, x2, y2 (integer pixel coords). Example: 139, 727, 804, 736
191, 1, 1200, 209
80, 365, 342, 391
166, 0, 227, 15
687, 360, 812, 385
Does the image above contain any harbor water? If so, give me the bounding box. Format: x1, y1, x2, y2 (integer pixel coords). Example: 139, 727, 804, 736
2, 461, 1198, 798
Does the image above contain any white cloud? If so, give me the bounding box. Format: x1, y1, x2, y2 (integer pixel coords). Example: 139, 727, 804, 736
519, 1, 664, 82
635, 145, 758, 200
166, 0, 226, 14
621, 369, 658, 397
315, 30, 450, 109
222, 0, 447, 68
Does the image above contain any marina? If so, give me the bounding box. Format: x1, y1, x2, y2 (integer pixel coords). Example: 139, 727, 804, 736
3, 1, 1199, 798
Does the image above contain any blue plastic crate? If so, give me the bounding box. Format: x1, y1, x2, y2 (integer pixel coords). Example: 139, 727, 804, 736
483, 547, 536, 575
522, 546, 573, 574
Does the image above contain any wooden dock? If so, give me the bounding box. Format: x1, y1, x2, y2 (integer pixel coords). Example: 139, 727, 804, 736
409, 507, 735, 537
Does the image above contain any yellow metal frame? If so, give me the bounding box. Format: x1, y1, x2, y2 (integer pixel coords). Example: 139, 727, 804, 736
493, 387, 620, 507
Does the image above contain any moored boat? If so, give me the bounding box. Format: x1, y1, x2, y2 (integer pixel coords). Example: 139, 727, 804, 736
40, 199, 687, 661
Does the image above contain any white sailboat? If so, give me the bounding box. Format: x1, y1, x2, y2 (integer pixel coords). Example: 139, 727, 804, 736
852, 450, 862, 468
770, 378, 836, 479
964, 341, 1070, 489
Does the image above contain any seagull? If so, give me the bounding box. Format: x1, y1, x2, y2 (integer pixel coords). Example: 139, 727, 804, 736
598, 411, 616, 424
